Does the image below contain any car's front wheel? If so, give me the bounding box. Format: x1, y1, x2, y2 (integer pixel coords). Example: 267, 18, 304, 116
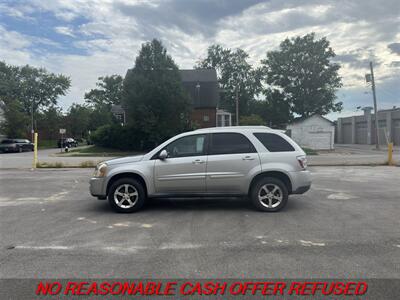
250, 177, 288, 212
108, 178, 145, 213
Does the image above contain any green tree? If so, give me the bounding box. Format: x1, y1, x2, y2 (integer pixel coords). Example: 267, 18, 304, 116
0, 100, 29, 137
196, 45, 262, 117
248, 90, 292, 128
261, 33, 342, 117
36, 106, 63, 140
239, 114, 266, 126
0, 61, 70, 136
64, 103, 92, 138
122, 39, 190, 147
84, 75, 123, 108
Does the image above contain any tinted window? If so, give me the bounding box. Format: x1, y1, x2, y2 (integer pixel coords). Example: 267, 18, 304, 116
210, 133, 256, 155
1, 139, 14, 144
253, 133, 295, 152
164, 134, 206, 158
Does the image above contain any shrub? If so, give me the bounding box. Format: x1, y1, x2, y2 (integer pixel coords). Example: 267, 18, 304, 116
91, 124, 158, 151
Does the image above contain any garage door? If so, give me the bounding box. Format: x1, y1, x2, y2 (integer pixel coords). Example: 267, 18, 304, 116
308, 132, 332, 150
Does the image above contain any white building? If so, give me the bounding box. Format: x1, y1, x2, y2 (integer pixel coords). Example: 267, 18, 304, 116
286, 115, 335, 150
216, 109, 232, 127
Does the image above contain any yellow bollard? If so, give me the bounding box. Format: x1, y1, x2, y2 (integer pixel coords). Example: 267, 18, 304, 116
388, 142, 393, 166
33, 132, 38, 169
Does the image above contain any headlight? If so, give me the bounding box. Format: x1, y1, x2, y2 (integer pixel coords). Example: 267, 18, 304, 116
93, 163, 107, 177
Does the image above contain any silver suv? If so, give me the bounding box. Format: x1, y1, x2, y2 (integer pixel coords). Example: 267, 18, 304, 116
90, 126, 311, 213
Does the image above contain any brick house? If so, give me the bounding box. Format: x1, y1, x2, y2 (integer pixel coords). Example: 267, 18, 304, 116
112, 69, 232, 128
180, 69, 231, 128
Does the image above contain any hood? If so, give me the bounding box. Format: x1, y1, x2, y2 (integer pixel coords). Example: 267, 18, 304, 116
105, 155, 144, 166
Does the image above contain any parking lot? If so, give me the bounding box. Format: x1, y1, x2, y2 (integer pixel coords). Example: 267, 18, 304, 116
0, 166, 399, 278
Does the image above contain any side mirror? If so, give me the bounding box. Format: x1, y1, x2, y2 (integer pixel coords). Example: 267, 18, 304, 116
159, 149, 168, 160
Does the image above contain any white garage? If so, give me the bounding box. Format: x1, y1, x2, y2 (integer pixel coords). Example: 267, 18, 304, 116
286, 115, 335, 150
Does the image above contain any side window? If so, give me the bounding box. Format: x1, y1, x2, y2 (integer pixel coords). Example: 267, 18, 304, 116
164, 134, 206, 158
210, 133, 256, 155
253, 133, 295, 152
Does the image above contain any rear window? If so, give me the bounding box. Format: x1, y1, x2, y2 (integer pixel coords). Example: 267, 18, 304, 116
210, 133, 256, 155
253, 133, 295, 152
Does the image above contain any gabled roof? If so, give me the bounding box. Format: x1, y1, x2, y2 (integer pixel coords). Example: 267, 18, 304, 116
290, 114, 334, 125
180, 69, 218, 82
179, 69, 219, 108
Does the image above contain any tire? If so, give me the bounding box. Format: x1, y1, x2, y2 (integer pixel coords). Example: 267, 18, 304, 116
250, 177, 288, 212
18, 147, 23, 153
108, 178, 146, 213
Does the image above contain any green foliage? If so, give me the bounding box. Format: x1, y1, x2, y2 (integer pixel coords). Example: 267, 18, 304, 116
248, 90, 291, 128
91, 124, 152, 151
122, 39, 190, 147
36, 106, 63, 140
0, 100, 29, 137
239, 114, 266, 126
64, 103, 91, 138
196, 45, 262, 115
261, 33, 343, 118
0, 61, 70, 137
84, 75, 123, 108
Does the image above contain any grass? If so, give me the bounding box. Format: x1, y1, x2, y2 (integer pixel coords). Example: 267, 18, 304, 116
302, 147, 318, 155
58, 145, 142, 157
37, 139, 57, 149
36, 160, 97, 168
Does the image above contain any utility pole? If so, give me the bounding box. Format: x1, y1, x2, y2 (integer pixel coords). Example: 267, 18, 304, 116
235, 86, 239, 126
31, 101, 34, 142
369, 61, 380, 150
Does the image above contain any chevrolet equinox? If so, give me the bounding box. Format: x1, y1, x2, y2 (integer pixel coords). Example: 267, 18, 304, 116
90, 126, 311, 213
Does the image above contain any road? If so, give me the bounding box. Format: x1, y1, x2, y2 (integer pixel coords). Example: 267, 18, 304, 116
1, 145, 399, 169
0, 148, 113, 169
0, 166, 399, 278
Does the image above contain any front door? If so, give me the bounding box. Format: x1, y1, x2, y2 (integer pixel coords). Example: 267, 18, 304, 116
206, 132, 260, 193
154, 134, 207, 193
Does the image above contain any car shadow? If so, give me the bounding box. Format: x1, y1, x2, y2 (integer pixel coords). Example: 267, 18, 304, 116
88, 196, 304, 213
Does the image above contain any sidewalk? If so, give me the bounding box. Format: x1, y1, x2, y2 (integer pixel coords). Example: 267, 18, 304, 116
308, 144, 399, 166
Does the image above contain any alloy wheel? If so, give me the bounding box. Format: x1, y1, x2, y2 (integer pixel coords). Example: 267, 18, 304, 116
258, 183, 283, 208
113, 184, 139, 209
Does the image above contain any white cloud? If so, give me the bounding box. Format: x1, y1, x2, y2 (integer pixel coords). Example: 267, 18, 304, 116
54, 26, 75, 37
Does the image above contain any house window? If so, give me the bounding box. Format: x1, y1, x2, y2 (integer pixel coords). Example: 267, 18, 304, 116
203, 115, 209, 122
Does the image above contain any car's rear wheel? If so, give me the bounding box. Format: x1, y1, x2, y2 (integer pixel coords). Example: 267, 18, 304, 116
18, 147, 23, 153
250, 177, 288, 212
108, 178, 145, 213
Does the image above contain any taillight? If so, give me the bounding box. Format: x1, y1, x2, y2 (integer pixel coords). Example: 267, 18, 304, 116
297, 155, 307, 170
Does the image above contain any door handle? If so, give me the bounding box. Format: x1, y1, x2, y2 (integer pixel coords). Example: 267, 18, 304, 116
242, 156, 255, 161
192, 159, 205, 164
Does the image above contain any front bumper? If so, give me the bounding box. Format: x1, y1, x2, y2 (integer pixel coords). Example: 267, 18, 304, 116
89, 177, 107, 197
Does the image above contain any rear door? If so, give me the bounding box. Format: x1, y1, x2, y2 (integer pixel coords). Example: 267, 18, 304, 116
206, 132, 260, 193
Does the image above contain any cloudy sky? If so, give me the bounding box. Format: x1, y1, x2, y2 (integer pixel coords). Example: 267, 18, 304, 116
0, 0, 399, 120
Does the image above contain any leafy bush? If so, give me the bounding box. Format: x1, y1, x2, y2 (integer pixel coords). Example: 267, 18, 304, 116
91, 124, 158, 151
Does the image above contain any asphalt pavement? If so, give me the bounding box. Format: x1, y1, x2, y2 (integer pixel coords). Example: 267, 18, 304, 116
0, 166, 399, 278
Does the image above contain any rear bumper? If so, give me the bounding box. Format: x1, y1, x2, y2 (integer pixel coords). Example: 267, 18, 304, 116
89, 177, 107, 197
292, 184, 311, 194
289, 170, 312, 194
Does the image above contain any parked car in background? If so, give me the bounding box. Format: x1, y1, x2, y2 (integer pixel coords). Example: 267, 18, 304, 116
90, 126, 311, 213
0, 139, 34, 153
57, 138, 78, 148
